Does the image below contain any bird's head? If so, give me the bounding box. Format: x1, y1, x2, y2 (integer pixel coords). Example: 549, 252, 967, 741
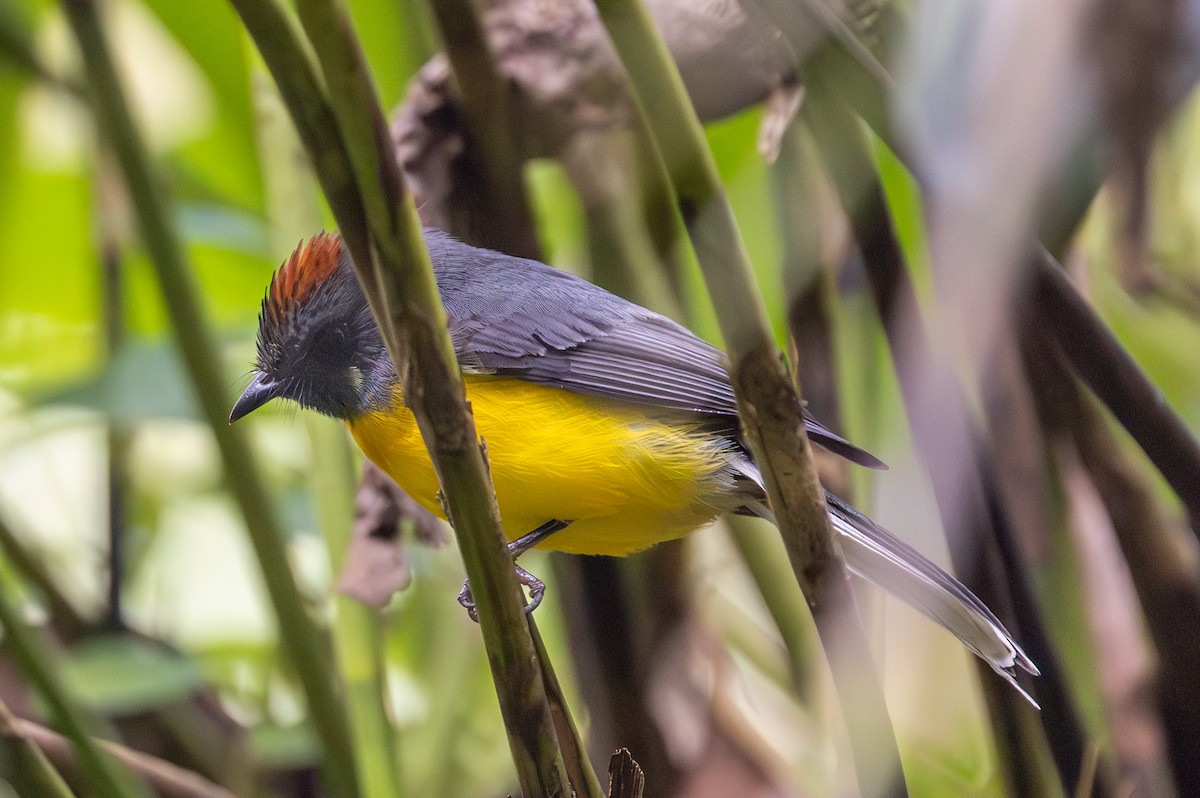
229, 233, 389, 423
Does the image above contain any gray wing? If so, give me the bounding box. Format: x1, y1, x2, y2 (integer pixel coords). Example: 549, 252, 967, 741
462, 311, 739, 415
427, 229, 885, 468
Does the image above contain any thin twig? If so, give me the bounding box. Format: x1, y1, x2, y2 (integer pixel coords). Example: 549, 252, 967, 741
0, 2, 85, 96
0, 508, 90, 642
4, 709, 236, 798
1024, 328, 1200, 797
0, 698, 77, 798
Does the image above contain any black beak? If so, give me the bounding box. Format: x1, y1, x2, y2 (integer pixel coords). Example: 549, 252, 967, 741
229, 373, 278, 423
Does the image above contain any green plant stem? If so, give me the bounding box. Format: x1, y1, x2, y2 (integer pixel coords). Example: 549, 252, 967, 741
247, 0, 571, 793
0, 2, 83, 95
728, 516, 816, 698
421, 2, 603, 791
310, 416, 406, 798
594, 1, 906, 794
227, 0, 371, 264
1032, 253, 1200, 525
233, 1, 570, 790
529, 621, 606, 798
58, 2, 359, 796
250, 43, 407, 796
0, 582, 149, 798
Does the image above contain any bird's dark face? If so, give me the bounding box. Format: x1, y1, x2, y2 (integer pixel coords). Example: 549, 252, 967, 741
230, 234, 390, 423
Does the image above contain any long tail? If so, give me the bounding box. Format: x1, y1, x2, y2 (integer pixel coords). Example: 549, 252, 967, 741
744, 490, 1039, 707
826, 492, 1039, 707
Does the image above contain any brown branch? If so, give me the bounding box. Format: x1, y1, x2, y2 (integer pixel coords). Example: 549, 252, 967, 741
0, 699, 75, 798
3, 712, 235, 798
425, 0, 539, 258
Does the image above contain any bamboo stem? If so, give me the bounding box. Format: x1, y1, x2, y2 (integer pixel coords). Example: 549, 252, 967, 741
239, 0, 571, 792
420, 1, 605, 791
594, 1, 907, 794
250, 48, 408, 798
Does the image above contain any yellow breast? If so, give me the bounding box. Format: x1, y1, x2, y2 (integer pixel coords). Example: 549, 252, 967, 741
346, 376, 737, 555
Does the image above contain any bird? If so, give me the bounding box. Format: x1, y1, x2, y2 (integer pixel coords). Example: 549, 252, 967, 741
230, 229, 1039, 706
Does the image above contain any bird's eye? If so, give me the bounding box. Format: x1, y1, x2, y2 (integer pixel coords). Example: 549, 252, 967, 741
305, 322, 352, 364
312, 322, 341, 344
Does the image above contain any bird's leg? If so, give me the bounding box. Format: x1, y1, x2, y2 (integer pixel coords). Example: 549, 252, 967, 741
458, 519, 571, 622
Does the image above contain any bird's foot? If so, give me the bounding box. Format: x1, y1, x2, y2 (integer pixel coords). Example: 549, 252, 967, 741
454, 520, 568, 622
457, 564, 546, 623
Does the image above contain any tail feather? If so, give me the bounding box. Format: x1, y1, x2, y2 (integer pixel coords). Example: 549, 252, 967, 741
824, 492, 1039, 707
741, 488, 1038, 707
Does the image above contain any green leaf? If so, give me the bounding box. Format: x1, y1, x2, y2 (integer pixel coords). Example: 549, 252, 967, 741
36, 339, 199, 421
60, 635, 202, 715
249, 721, 320, 769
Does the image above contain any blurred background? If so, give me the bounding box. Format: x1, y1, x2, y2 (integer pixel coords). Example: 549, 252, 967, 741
2, 0, 1200, 796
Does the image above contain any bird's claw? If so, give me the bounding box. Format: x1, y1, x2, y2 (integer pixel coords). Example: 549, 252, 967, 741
457, 565, 546, 623
457, 580, 480, 622
515, 565, 545, 614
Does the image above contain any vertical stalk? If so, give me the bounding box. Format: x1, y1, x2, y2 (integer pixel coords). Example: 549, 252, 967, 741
250, 53, 407, 798
237, 0, 571, 792
96, 153, 128, 633
594, 1, 907, 793
59, 2, 359, 795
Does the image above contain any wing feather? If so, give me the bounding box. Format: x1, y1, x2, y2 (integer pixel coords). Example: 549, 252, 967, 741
427, 229, 884, 468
